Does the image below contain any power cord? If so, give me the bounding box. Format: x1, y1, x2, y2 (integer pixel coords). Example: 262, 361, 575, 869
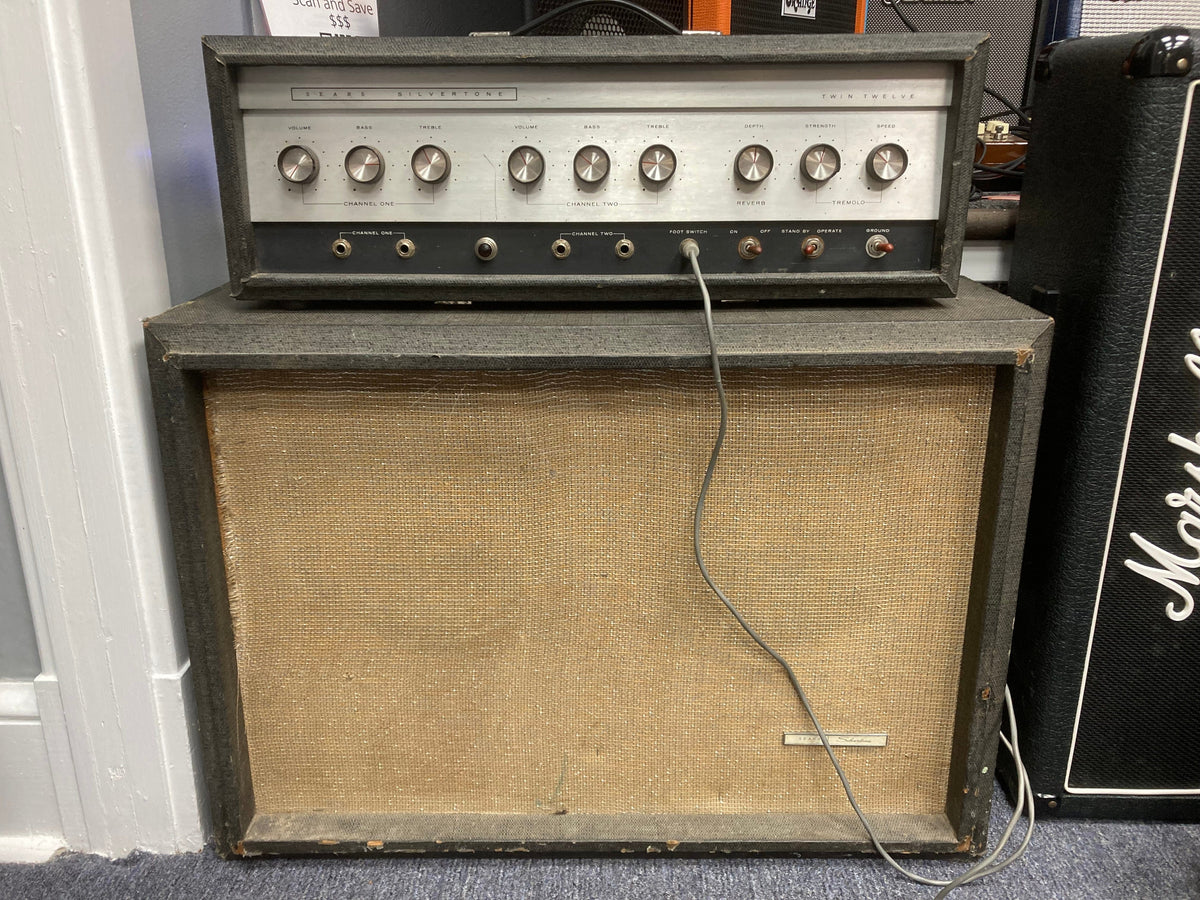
680, 239, 1035, 897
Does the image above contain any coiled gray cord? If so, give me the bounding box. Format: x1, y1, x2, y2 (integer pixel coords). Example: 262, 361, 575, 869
681, 240, 1034, 895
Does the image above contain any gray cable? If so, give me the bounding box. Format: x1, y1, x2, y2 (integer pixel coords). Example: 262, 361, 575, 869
682, 241, 1034, 895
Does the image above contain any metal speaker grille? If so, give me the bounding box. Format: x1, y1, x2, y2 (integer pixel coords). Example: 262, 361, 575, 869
529, 0, 686, 34
203, 366, 994, 824
866, 0, 1042, 119
1077, 1, 1200, 36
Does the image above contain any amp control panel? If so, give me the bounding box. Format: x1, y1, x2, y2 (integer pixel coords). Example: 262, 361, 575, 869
205, 34, 988, 301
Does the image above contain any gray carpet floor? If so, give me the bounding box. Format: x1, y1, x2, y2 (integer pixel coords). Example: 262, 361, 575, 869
2, 785, 1197, 899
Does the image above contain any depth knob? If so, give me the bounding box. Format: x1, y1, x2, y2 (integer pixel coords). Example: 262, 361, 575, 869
277, 145, 318, 184
736, 145, 773, 183
640, 145, 676, 184
868, 143, 908, 182
345, 145, 384, 184
574, 145, 610, 184
802, 144, 841, 183
508, 146, 544, 185
412, 145, 450, 184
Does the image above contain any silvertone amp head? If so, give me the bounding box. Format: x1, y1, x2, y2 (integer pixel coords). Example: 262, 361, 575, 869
202, 34, 988, 302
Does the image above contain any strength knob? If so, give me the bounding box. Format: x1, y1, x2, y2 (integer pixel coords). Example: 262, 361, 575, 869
802, 144, 840, 183
508, 146, 544, 185
411, 145, 450, 184
640, 145, 676, 184
277, 145, 318, 184
868, 143, 908, 183
736, 145, 773, 183
345, 145, 384, 184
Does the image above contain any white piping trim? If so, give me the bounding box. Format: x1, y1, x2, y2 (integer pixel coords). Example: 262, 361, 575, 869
1064, 79, 1200, 797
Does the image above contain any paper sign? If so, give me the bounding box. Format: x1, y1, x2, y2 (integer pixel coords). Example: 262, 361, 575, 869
259, 0, 380, 37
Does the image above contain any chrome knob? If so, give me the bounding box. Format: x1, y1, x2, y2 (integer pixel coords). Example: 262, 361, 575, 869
277, 145, 318, 184
574, 145, 610, 184
639, 144, 676, 184
802, 144, 841, 183
868, 143, 908, 182
411, 145, 450, 184
345, 145, 384, 184
736, 144, 773, 183
508, 146, 544, 185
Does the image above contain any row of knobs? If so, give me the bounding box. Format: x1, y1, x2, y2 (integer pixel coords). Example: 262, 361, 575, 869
277, 142, 909, 187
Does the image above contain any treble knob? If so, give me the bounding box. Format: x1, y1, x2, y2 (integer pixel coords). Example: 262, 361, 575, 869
801, 144, 841, 183
345, 145, 384, 184
639, 144, 676, 184
868, 143, 909, 183
412, 145, 450, 184
508, 146, 544, 185
736, 145, 773, 183
277, 145, 318, 184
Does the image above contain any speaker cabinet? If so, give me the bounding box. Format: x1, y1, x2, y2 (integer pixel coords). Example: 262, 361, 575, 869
1004, 30, 1200, 819
145, 281, 1049, 857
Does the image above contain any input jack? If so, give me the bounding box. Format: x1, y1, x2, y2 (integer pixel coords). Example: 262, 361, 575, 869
331, 238, 352, 259
395, 238, 416, 258
551, 238, 572, 259
615, 238, 635, 259
738, 236, 763, 260
474, 236, 498, 261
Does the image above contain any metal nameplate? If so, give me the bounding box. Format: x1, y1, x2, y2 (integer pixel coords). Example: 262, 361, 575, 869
783, 732, 888, 747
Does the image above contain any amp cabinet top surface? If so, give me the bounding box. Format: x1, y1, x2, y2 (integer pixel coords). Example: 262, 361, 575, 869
145, 278, 1051, 371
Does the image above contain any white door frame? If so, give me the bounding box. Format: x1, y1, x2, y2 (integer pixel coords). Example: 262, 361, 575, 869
0, 0, 202, 856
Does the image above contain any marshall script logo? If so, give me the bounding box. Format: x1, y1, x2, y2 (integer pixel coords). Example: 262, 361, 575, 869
1124, 327, 1200, 622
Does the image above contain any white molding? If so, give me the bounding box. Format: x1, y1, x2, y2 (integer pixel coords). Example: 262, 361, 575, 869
960, 240, 1012, 285
0, 681, 39, 720
0, 0, 200, 855
0, 836, 65, 865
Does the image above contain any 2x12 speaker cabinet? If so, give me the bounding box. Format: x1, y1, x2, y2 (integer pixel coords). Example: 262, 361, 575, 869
145, 280, 1049, 856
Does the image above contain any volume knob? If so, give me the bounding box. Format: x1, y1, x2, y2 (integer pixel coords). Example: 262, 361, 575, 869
508, 146, 544, 184
345, 145, 384, 184
412, 145, 450, 184
868, 143, 908, 182
802, 144, 841, 183
277, 145, 318, 184
736, 144, 773, 183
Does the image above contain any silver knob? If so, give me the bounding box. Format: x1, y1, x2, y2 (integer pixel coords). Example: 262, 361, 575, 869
277, 145, 318, 184
802, 144, 841, 183
736, 145, 773, 183
640, 145, 676, 184
345, 145, 384, 184
574, 145, 610, 184
508, 146, 544, 184
868, 143, 908, 182
412, 145, 450, 184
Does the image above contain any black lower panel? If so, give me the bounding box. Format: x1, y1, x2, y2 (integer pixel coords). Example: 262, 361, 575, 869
253, 220, 936, 278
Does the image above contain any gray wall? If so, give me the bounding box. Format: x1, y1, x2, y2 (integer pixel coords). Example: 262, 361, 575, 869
0, 455, 39, 679
129, 0, 252, 305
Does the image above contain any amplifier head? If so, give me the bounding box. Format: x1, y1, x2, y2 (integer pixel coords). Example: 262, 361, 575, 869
202, 33, 987, 302
145, 279, 1050, 856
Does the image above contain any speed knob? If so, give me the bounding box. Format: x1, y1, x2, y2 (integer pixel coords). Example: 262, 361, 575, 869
345, 145, 384, 184
802, 144, 841, 183
277, 145, 318, 184
574, 145, 609, 184
639, 144, 676, 184
508, 146, 544, 184
411, 145, 450, 184
736, 145, 773, 183
868, 143, 909, 182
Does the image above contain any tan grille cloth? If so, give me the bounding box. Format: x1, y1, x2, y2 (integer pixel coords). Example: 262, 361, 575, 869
204, 367, 993, 819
